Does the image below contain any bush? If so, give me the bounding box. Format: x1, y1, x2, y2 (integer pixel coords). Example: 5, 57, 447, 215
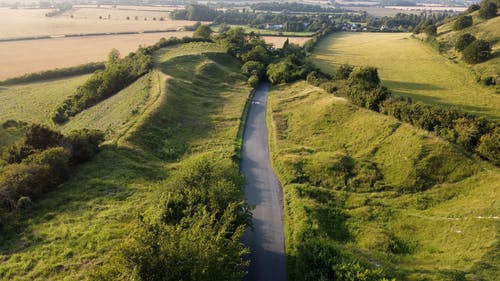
193, 24, 213, 39
453, 15, 473, 30
65, 129, 105, 164
477, 127, 500, 165
462, 39, 492, 64
478, 0, 497, 19
467, 4, 480, 13
247, 75, 259, 88
424, 24, 437, 37
455, 33, 476, 51
348, 67, 381, 90
24, 147, 70, 185
334, 64, 354, 80
241, 61, 266, 78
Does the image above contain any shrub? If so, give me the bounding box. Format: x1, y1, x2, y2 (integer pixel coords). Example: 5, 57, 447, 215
478, 0, 497, 19
334, 64, 354, 80
65, 129, 105, 164
16, 196, 33, 210
453, 15, 473, 30
476, 127, 500, 165
193, 24, 213, 39
462, 39, 492, 63
24, 147, 70, 185
424, 24, 437, 37
467, 4, 480, 13
241, 60, 266, 78
348, 67, 381, 90
247, 75, 259, 88
455, 33, 476, 51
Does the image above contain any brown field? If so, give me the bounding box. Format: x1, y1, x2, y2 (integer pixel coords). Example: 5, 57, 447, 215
0, 7, 200, 39
0, 32, 193, 80
261, 36, 311, 47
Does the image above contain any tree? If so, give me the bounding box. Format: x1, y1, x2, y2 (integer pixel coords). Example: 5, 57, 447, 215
477, 127, 500, 165
467, 4, 480, 13
193, 24, 213, 39
453, 15, 473, 30
423, 24, 437, 36
455, 33, 476, 51
106, 48, 120, 66
478, 0, 497, 19
462, 39, 491, 64
241, 61, 266, 77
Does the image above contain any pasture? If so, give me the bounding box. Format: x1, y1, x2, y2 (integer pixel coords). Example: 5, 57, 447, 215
311, 32, 500, 119
268, 81, 500, 280
0, 32, 192, 80
0, 42, 251, 280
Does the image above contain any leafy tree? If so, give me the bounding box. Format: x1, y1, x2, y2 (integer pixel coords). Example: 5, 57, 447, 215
348, 67, 380, 90
455, 33, 476, 51
467, 4, 480, 13
248, 75, 259, 88
479, 0, 497, 19
462, 39, 492, 63
241, 60, 266, 77
334, 64, 354, 80
424, 24, 437, 36
193, 24, 213, 39
477, 127, 500, 165
453, 15, 473, 30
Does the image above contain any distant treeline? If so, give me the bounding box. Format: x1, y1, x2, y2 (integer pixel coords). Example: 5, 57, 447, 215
306, 67, 499, 166
0, 121, 103, 229
250, 2, 343, 13
45, 2, 73, 17
0, 62, 105, 86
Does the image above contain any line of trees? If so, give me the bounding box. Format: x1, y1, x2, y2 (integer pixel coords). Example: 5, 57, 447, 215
0, 122, 103, 231
250, 2, 342, 13
51, 48, 153, 124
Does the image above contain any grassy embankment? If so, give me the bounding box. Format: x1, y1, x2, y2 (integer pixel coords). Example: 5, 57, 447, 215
0, 42, 251, 280
311, 32, 500, 120
436, 9, 500, 81
268, 82, 499, 281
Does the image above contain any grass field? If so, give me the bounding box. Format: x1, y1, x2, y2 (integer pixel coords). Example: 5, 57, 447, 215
268, 81, 499, 280
0, 32, 193, 80
311, 32, 500, 119
0, 74, 90, 125
0, 7, 198, 40
0, 42, 251, 280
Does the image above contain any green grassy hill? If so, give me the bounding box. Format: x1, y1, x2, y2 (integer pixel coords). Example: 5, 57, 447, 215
268, 82, 499, 281
311, 32, 500, 120
437, 10, 500, 81
0, 42, 251, 280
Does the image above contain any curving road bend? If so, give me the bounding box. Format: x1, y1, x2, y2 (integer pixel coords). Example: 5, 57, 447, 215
242, 82, 287, 281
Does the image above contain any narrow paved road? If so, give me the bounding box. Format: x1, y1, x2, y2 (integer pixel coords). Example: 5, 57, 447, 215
242, 82, 287, 281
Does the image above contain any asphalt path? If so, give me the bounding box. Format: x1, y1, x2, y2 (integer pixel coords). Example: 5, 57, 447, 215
242, 82, 287, 281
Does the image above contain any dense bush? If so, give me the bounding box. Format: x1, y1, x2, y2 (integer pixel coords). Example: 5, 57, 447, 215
453, 15, 473, 30
248, 75, 259, 87
462, 39, 492, 63
0, 124, 104, 213
467, 3, 480, 13
476, 127, 500, 165
52, 48, 153, 123
93, 156, 251, 281
478, 0, 498, 19
193, 24, 213, 39
455, 33, 476, 51
0, 62, 105, 86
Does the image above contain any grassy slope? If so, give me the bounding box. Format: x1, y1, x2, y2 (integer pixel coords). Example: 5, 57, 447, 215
437, 10, 500, 80
268, 82, 499, 280
0, 42, 251, 280
311, 32, 500, 120
0, 75, 90, 126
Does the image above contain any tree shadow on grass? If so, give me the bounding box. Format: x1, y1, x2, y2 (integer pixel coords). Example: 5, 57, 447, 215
383, 80, 444, 92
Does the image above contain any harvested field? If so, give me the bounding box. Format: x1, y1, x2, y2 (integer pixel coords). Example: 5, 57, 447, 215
0, 32, 193, 80
0, 7, 199, 39
261, 36, 311, 47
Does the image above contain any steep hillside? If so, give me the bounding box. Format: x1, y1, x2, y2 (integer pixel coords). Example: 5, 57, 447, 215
311, 32, 500, 120
437, 10, 500, 82
0, 42, 251, 280
268, 82, 499, 281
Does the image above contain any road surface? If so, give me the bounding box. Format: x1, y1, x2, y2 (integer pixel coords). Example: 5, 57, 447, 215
242, 82, 287, 281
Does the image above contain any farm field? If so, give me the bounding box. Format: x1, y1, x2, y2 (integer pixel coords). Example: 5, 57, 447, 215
268, 81, 500, 281
261, 36, 312, 47
0, 42, 251, 280
311, 32, 500, 119
0, 31, 192, 80
0, 7, 199, 39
